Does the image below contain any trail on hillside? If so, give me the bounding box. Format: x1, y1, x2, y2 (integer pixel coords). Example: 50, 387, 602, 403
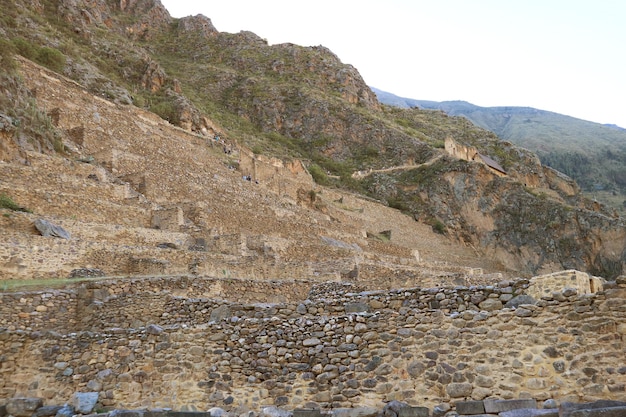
351, 154, 444, 179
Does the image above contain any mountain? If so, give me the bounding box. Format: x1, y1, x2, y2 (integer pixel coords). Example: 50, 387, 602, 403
371, 88, 626, 214
1, 0, 625, 280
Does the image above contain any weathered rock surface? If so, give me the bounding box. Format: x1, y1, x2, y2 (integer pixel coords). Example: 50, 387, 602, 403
34, 218, 71, 239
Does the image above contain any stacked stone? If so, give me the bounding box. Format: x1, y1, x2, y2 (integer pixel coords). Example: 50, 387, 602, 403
0, 279, 624, 410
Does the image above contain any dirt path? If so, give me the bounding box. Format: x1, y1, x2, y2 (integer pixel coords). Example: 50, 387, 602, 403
351, 154, 444, 179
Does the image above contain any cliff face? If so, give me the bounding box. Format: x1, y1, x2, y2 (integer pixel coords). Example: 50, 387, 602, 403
1, 0, 625, 278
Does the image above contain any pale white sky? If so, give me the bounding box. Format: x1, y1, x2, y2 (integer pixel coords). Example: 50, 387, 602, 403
160, 0, 626, 128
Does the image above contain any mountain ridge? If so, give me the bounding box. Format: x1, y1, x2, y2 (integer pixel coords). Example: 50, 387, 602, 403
0, 0, 625, 280
372, 87, 626, 214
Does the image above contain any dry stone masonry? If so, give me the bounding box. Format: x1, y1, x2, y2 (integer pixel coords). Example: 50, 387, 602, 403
1, 275, 624, 415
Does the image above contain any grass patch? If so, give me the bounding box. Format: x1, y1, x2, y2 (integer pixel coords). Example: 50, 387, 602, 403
0, 193, 31, 212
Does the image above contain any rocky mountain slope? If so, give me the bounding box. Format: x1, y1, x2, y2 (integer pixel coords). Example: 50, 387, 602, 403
372, 88, 626, 215
1, 0, 625, 281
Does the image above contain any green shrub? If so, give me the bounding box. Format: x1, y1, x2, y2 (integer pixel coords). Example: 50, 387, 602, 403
0, 39, 17, 72
432, 220, 446, 234
12, 37, 37, 60
308, 163, 330, 186
36, 47, 66, 73
150, 100, 179, 125
0, 193, 30, 212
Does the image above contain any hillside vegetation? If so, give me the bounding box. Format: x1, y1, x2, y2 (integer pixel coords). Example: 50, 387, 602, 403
1, 0, 625, 279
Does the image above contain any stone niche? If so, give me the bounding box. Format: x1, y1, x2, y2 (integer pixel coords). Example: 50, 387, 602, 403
526, 269, 605, 299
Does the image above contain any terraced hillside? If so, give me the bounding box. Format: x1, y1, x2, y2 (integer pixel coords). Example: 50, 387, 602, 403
0, 58, 506, 289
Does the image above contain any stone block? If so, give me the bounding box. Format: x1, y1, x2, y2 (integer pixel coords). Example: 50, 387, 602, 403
397, 407, 429, 417
456, 400, 485, 414
446, 382, 473, 398
560, 401, 626, 417
294, 409, 323, 417
484, 399, 537, 414
345, 302, 369, 314
112, 411, 148, 417
6, 398, 44, 417
69, 392, 99, 414
33, 405, 63, 417
570, 407, 626, 417
167, 412, 211, 417
499, 409, 559, 417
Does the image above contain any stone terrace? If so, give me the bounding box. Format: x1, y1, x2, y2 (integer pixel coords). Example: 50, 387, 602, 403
1, 58, 506, 285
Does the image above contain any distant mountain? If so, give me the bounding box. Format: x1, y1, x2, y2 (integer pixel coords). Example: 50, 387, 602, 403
372, 87, 626, 212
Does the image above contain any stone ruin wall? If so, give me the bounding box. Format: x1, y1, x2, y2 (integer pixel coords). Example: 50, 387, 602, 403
527, 270, 607, 300
0, 276, 625, 412
237, 147, 313, 201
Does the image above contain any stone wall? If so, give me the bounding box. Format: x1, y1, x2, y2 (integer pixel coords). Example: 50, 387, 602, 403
237, 147, 313, 201
527, 270, 605, 300
1, 276, 624, 412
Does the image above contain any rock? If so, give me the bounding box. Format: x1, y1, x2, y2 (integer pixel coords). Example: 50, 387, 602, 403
568, 407, 626, 417
562, 288, 578, 297
69, 391, 99, 414
505, 295, 537, 308
6, 398, 44, 417
208, 407, 227, 417
381, 400, 408, 417
515, 307, 533, 317
302, 337, 321, 347
54, 405, 74, 417
345, 302, 369, 314
455, 400, 485, 415
146, 324, 164, 334
260, 406, 292, 417
397, 407, 429, 417
34, 218, 71, 239
331, 407, 378, 417
484, 399, 537, 414
406, 361, 425, 377
543, 399, 558, 409
431, 403, 450, 417
210, 305, 232, 323
499, 409, 559, 417
108, 410, 145, 417
479, 298, 503, 311
33, 405, 63, 417
559, 401, 626, 417
445, 382, 473, 398
69, 268, 106, 278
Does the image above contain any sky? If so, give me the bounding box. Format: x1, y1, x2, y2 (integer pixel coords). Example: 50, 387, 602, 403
159, 0, 626, 128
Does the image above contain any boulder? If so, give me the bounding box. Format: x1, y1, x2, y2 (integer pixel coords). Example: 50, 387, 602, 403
6, 398, 43, 417
69, 391, 99, 414
34, 406, 63, 417
34, 218, 71, 239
